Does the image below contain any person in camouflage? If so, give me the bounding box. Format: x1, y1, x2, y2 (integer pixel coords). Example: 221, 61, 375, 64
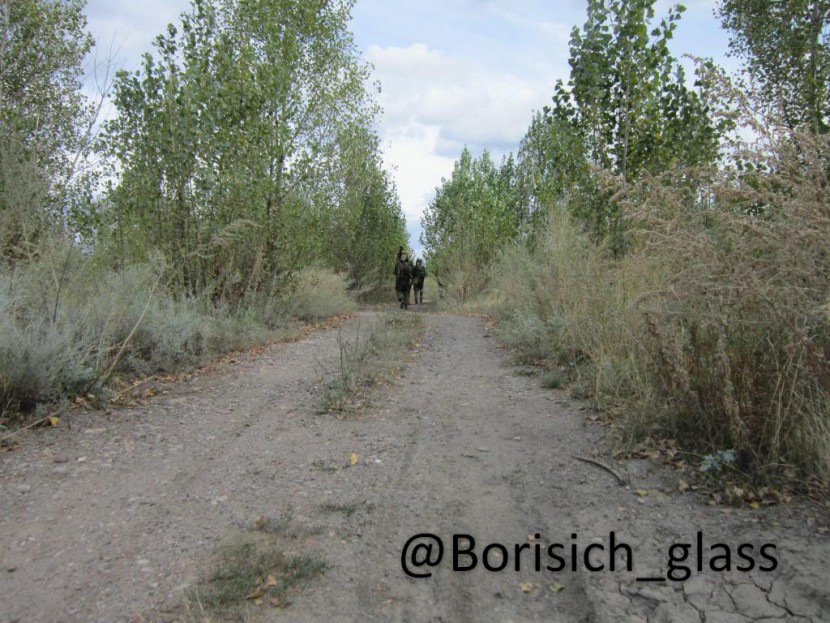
394, 246, 413, 309
412, 258, 426, 304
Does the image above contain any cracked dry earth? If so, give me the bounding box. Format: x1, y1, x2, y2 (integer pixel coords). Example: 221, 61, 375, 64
1, 310, 829, 623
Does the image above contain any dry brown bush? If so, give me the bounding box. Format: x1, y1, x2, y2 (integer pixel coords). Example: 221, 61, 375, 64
624, 124, 830, 483
487, 96, 829, 485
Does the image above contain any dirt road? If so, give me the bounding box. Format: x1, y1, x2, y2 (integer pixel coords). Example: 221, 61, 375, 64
1, 311, 828, 622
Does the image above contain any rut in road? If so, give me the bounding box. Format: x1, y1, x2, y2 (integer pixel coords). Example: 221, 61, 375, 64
2, 311, 828, 623
286, 312, 598, 622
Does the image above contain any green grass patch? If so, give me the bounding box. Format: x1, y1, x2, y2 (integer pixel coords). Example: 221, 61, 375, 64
319, 500, 374, 517
540, 369, 567, 390
174, 513, 327, 621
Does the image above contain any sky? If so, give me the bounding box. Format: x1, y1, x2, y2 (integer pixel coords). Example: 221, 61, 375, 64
83, 0, 738, 256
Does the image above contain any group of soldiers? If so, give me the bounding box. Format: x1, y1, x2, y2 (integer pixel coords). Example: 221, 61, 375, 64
393, 246, 426, 309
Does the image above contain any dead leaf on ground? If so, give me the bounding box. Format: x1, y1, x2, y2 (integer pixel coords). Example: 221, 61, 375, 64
349, 452, 359, 466
246, 587, 264, 600
0, 440, 21, 452
519, 581, 536, 593
268, 596, 291, 608
266, 574, 278, 587
549, 582, 565, 593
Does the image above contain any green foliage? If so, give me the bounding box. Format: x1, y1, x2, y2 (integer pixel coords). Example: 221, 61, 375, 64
561, 0, 713, 175
421, 148, 521, 302
522, 0, 720, 246
102, 0, 405, 297
0, 0, 406, 421
316, 123, 408, 290
718, 0, 830, 134
516, 112, 590, 231
0, 0, 97, 258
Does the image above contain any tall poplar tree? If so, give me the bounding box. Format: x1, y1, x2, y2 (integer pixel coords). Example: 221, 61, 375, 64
0, 0, 95, 258
103, 0, 400, 296
718, 0, 830, 134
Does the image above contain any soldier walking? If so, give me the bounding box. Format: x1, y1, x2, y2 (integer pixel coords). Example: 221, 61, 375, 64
412, 258, 426, 304
394, 246, 413, 309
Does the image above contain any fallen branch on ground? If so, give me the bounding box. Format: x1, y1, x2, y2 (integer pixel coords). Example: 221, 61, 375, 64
573, 455, 628, 486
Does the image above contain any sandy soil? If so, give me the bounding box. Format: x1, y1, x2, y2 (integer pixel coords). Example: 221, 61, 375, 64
1, 309, 828, 623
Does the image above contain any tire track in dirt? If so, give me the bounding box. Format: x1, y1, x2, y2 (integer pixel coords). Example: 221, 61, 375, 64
280, 313, 597, 623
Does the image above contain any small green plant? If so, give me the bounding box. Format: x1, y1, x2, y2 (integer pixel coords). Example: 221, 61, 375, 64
316, 313, 423, 413
540, 369, 566, 389
319, 502, 358, 517
512, 367, 539, 378
180, 513, 327, 620
318, 499, 374, 517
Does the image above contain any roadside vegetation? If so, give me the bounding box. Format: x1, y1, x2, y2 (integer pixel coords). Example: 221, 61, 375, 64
176, 512, 327, 621
317, 312, 424, 414
422, 0, 830, 488
0, 0, 406, 426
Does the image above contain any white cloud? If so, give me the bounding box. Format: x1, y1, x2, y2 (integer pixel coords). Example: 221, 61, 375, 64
367, 41, 564, 250
368, 42, 562, 145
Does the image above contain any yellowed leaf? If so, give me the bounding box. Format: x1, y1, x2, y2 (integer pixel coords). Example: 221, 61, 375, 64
549, 582, 565, 593
748, 501, 760, 510
635, 489, 649, 497
266, 574, 278, 587
519, 581, 536, 593
48, 416, 60, 427
349, 452, 359, 466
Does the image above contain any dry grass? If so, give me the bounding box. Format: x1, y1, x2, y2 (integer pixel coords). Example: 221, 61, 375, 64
316, 312, 424, 414
486, 126, 830, 486
0, 249, 358, 424
623, 127, 830, 484
172, 512, 327, 622
488, 208, 662, 408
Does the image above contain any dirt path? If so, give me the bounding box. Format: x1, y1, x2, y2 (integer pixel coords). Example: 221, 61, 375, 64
1, 311, 828, 622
